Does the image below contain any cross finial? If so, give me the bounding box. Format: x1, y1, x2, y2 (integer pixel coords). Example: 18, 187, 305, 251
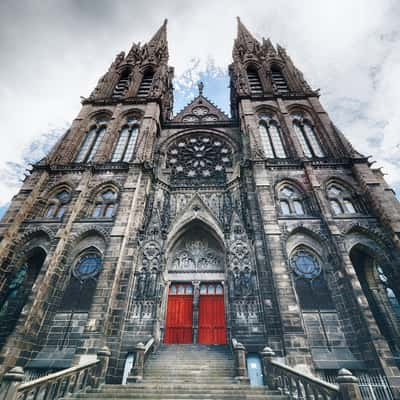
198, 81, 204, 96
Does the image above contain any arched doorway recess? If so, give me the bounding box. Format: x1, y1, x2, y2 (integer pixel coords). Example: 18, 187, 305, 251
164, 222, 227, 344
0, 247, 47, 348
350, 245, 400, 356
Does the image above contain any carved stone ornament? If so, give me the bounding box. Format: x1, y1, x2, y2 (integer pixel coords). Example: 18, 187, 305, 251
170, 239, 223, 272
134, 241, 162, 299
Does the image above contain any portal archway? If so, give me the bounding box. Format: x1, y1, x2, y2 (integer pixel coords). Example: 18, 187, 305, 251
164, 222, 227, 344
350, 244, 400, 355
0, 247, 47, 348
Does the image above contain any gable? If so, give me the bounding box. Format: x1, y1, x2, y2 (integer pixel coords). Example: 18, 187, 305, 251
173, 95, 229, 123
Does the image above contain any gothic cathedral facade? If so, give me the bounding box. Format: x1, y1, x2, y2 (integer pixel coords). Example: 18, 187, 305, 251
1, 18, 400, 393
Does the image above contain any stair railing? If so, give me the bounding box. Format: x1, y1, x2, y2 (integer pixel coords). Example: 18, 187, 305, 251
128, 336, 155, 383
0, 347, 111, 400
260, 347, 363, 400
231, 338, 249, 383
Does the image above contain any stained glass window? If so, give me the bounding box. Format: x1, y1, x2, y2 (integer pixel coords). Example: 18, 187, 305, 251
73, 253, 102, 280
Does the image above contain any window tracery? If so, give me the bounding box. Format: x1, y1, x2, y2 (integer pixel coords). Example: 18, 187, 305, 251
258, 114, 286, 158
75, 117, 109, 163
92, 189, 118, 218
59, 249, 102, 311
291, 113, 325, 158
278, 184, 305, 216
326, 183, 358, 215
45, 189, 71, 218
167, 135, 232, 186
112, 117, 140, 162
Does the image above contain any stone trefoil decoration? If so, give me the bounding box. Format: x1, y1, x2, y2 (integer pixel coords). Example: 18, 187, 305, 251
171, 240, 223, 272
167, 135, 232, 186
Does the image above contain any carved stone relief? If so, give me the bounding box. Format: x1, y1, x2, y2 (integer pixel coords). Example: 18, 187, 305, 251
170, 238, 223, 272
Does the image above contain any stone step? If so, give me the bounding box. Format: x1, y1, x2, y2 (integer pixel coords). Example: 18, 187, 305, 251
70, 386, 288, 399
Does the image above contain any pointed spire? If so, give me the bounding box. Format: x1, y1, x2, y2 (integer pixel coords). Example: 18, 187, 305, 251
148, 19, 168, 49
236, 17, 259, 49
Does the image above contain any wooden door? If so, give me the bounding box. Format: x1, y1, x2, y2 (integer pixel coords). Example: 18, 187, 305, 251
198, 283, 226, 344
164, 283, 193, 344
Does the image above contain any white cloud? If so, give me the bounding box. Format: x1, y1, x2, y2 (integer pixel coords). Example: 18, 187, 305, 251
0, 0, 399, 204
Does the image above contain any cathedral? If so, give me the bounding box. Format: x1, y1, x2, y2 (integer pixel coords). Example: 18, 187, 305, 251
0, 18, 400, 399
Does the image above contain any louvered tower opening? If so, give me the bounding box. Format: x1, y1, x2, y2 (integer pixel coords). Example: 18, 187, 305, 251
137, 70, 154, 97
113, 69, 131, 99
247, 68, 263, 95
271, 66, 289, 94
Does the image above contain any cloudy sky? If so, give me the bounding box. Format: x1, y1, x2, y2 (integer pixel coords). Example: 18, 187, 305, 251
0, 0, 399, 216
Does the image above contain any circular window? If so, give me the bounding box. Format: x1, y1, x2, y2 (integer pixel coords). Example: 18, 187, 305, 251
291, 250, 321, 279
73, 253, 102, 280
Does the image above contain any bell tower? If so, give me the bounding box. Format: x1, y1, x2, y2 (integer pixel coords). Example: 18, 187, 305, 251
88, 19, 173, 121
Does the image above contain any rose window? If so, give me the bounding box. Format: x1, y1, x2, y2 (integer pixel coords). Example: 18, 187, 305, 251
167, 135, 232, 185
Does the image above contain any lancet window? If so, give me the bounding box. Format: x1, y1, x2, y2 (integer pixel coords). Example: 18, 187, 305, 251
92, 189, 118, 218
75, 117, 109, 163
45, 189, 71, 219
290, 248, 345, 350
291, 113, 325, 158
112, 117, 140, 162
278, 184, 305, 216
113, 68, 132, 98
326, 183, 358, 215
270, 65, 289, 94
258, 114, 286, 158
137, 69, 154, 97
59, 249, 103, 312
247, 67, 263, 95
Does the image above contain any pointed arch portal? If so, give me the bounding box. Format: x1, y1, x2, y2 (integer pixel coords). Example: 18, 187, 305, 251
164, 222, 227, 344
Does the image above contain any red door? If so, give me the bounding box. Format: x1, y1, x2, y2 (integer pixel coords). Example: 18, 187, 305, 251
198, 283, 227, 344
164, 283, 193, 344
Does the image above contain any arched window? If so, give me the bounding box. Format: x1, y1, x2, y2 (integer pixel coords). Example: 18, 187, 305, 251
278, 184, 305, 216
59, 250, 103, 312
270, 65, 289, 94
45, 189, 71, 219
377, 266, 400, 321
137, 69, 154, 97
247, 67, 263, 95
113, 68, 132, 98
75, 117, 109, 163
0, 248, 46, 348
290, 248, 343, 349
112, 117, 140, 162
259, 114, 286, 158
326, 183, 358, 215
291, 113, 325, 158
92, 189, 118, 218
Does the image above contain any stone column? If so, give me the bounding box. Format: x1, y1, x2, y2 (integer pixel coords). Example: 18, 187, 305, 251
192, 281, 200, 343
0, 367, 24, 400
336, 369, 362, 400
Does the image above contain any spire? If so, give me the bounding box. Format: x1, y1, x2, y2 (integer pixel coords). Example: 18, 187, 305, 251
236, 17, 259, 50
148, 19, 168, 49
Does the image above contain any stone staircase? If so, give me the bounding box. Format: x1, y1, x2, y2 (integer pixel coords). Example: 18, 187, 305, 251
70, 344, 288, 399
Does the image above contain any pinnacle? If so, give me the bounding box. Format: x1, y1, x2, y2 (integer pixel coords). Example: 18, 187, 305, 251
148, 19, 168, 48
236, 17, 259, 48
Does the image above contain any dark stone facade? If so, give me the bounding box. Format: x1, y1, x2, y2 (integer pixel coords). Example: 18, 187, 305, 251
1, 17, 400, 395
